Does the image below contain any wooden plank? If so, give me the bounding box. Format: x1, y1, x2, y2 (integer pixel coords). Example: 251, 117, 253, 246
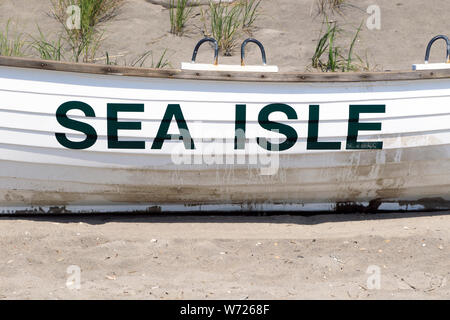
1, 56, 450, 83
181, 62, 279, 72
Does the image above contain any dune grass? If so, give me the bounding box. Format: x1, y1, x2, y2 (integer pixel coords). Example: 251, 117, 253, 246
130, 49, 170, 68
203, 0, 262, 56
103, 49, 171, 68
51, 0, 123, 27
345, 22, 362, 71
31, 26, 64, 61
312, 18, 363, 72
104, 51, 117, 65
0, 20, 26, 57
169, 0, 194, 36
209, 1, 242, 56
50, 0, 123, 62
316, 0, 345, 15
311, 19, 338, 71
240, 0, 261, 31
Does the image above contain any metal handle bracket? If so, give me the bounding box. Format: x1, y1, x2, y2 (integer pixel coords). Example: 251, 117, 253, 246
191, 38, 219, 65
424, 35, 450, 64
241, 38, 267, 66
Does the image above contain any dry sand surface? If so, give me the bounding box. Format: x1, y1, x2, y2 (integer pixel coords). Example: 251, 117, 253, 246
1, 0, 450, 71
1, 1, 450, 300
0, 212, 449, 299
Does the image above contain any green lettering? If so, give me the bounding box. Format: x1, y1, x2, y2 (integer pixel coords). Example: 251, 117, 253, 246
234, 104, 246, 150
346, 105, 385, 150
151, 104, 195, 150
107, 103, 145, 149
55, 101, 97, 150
307, 105, 341, 150
257, 103, 298, 151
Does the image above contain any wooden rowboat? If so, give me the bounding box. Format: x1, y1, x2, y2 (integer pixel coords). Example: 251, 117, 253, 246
0, 37, 449, 214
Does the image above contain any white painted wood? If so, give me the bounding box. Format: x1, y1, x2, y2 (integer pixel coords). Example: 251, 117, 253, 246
181, 62, 279, 72
412, 63, 450, 70
0, 65, 449, 213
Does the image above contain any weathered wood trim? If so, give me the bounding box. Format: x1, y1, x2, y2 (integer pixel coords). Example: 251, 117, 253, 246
1, 56, 450, 83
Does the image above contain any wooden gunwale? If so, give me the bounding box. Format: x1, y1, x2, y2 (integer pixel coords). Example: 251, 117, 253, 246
1, 56, 450, 83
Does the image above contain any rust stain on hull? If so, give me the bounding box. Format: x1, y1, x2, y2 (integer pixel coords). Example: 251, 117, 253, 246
335, 199, 384, 213
0, 145, 449, 213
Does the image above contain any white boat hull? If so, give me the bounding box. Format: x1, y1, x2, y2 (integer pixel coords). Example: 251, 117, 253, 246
0, 62, 449, 213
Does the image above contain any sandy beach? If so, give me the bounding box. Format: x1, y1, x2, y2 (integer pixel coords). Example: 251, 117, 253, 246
2, 0, 450, 71
0, 212, 449, 299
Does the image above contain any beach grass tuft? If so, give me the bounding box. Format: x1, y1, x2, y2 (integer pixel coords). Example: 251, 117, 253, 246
105, 51, 116, 65
50, 0, 123, 62
209, 0, 243, 56
51, 0, 123, 27
151, 49, 171, 69
312, 18, 363, 72
240, 0, 261, 32
202, 0, 262, 56
169, 0, 194, 36
130, 49, 171, 69
31, 26, 64, 61
316, 0, 345, 15
0, 20, 26, 57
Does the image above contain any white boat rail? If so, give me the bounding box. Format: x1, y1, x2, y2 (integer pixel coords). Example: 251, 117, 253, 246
181, 37, 279, 73
413, 34, 450, 70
